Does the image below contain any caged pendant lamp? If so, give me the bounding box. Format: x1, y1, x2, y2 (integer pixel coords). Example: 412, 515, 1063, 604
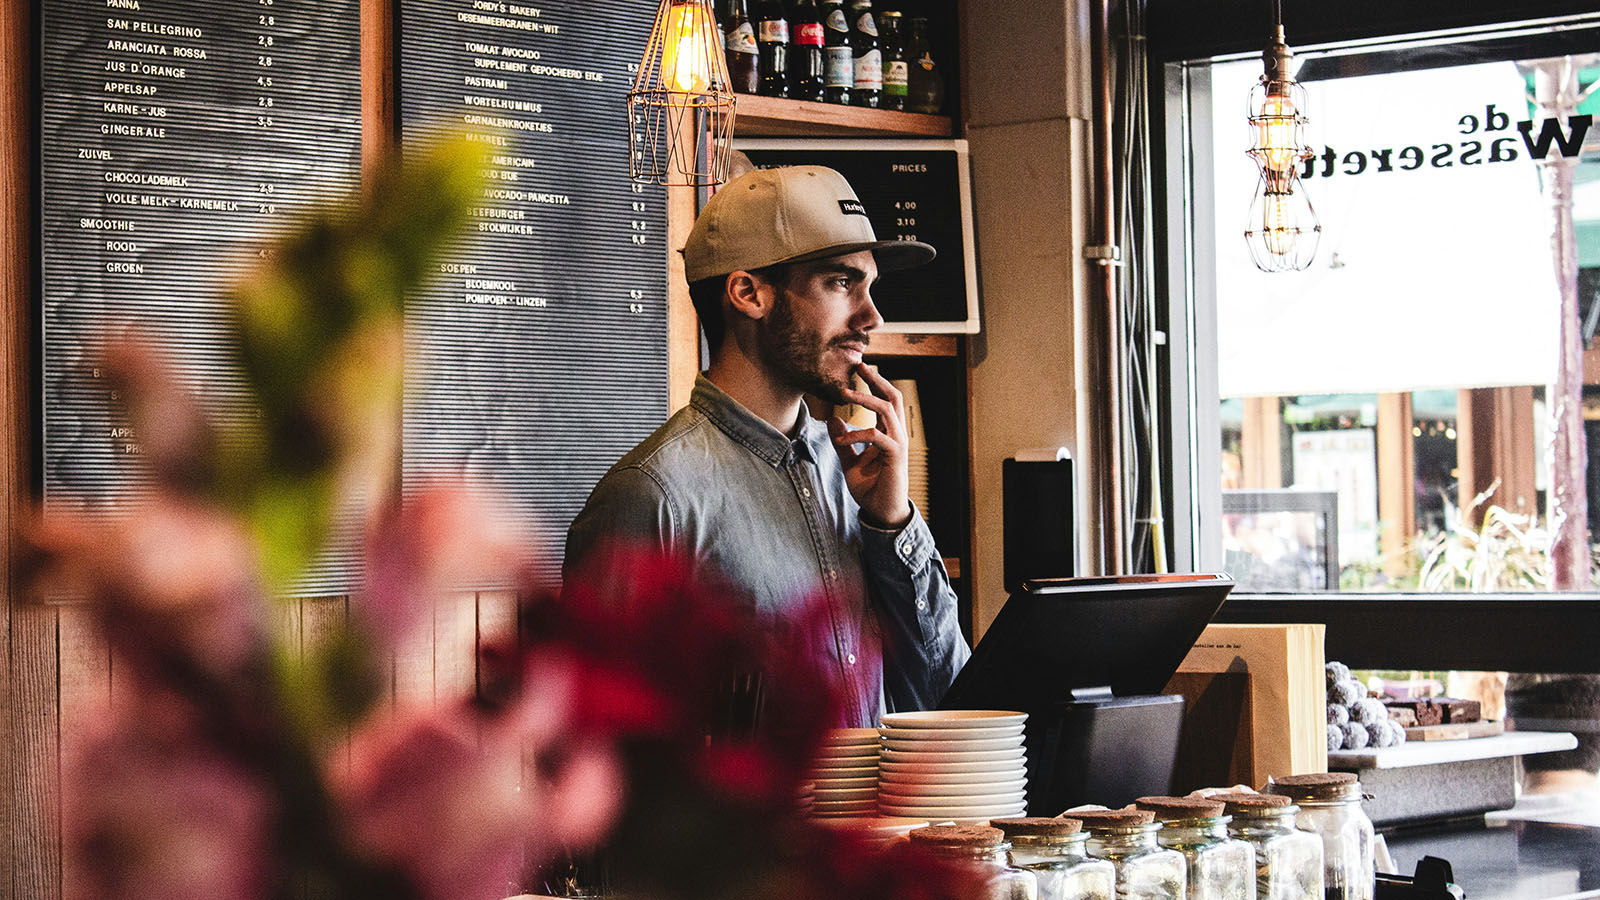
628, 0, 737, 186
1245, 0, 1320, 272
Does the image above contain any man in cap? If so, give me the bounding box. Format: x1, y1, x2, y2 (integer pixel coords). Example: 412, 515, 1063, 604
564, 165, 969, 726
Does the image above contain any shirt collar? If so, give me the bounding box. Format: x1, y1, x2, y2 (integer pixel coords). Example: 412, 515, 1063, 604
690, 374, 828, 468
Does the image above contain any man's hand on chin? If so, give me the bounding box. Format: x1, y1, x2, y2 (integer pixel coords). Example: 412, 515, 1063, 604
828, 363, 912, 530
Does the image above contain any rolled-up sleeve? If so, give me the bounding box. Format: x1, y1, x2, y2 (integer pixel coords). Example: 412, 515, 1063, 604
859, 503, 971, 712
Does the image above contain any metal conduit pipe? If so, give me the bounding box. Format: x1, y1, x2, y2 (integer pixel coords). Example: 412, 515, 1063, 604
1080, 0, 1128, 574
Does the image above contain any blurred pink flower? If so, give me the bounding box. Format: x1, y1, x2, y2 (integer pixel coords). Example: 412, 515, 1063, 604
25, 499, 267, 684
65, 699, 272, 900
339, 714, 528, 900
361, 484, 530, 651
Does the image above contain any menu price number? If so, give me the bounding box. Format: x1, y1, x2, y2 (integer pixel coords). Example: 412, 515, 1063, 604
893, 201, 917, 238
627, 289, 647, 314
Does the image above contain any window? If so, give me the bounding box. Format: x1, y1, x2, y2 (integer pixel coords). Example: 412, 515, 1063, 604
1161, 13, 1600, 673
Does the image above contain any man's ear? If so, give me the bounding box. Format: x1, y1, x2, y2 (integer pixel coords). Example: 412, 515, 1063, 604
724, 271, 773, 322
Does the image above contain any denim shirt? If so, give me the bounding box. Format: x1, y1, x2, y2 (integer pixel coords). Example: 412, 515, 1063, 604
564, 375, 971, 727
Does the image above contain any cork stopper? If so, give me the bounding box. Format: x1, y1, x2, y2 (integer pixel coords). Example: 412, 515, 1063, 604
1266, 772, 1361, 802
1058, 808, 1156, 828
990, 817, 1084, 837
1211, 792, 1293, 815
1134, 796, 1226, 820
908, 825, 1006, 850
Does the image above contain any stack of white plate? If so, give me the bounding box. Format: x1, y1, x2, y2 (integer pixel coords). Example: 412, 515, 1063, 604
876, 710, 1028, 823
816, 815, 931, 849
807, 728, 881, 819
893, 379, 932, 527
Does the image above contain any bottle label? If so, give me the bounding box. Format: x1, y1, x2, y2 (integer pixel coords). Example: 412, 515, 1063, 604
854, 49, 882, 89
824, 46, 853, 87
727, 22, 758, 54
795, 23, 824, 46
885, 60, 908, 93
757, 19, 789, 43
855, 13, 878, 36
825, 9, 848, 32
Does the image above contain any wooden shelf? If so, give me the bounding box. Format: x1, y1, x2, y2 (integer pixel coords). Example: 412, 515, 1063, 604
865, 333, 959, 358
732, 93, 952, 138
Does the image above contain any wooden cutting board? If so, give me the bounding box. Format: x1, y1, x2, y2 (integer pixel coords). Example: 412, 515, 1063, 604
1403, 719, 1505, 741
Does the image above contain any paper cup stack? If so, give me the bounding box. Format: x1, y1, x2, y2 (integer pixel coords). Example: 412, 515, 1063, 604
807, 728, 881, 819
875, 710, 1029, 823
893, 379, 932, 527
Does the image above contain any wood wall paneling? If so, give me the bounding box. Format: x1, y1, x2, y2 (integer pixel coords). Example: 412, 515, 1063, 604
5, 0, 33, 893
667, 180, 700, 411
434, 594, 479, 707
360, 0, 396, 173
12, 607, 59, 900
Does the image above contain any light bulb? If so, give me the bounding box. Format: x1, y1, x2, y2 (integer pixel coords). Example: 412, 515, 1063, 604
1256, 89, 1299, 174
1245, 175, 1320, 272
659, 1, 715, 93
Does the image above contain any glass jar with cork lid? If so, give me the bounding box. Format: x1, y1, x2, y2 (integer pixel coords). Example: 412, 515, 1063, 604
907, 824, 1039, 900
1265, 774, 1374, 900
991, 817, 1116, 900
1133, 796, 1256, 900
1061, 809, 1187, 900
1213, 792, 1323, 900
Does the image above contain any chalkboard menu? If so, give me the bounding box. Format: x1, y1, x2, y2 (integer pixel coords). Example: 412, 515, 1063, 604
736, 139, 979, 334
40, 0, 363, 594
398, 0, 668, 583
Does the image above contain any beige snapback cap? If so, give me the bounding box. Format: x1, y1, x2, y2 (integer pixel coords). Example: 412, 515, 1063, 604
682, 165, 936, 283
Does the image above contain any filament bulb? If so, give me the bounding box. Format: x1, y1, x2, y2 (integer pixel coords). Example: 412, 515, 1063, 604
1257, 90, 1299, 174
1245, 175, 1321, 272
660, 1, 714, 93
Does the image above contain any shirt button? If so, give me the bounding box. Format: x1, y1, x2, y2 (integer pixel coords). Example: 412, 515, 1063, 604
847, 653, 857, 665
899, 541, 912, 557
802, 487, 812, 498
916, 600, 928, 611
825, 569, 837, 580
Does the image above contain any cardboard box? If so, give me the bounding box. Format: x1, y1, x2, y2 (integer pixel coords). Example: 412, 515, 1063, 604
1164, 623, 1327, 789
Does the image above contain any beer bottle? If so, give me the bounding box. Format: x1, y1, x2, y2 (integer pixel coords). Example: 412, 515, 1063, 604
788, 0, 826, 102
725, 0, 759, 94
878, 10, 907, 111
904, 16, 944, 114
848, 0, 881, 108
821, 0, 852, 105
755, 0, 790, 98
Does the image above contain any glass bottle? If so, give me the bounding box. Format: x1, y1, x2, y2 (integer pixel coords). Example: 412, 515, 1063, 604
1266, 774, 1374, 900
904, 16, 944, 113
754, 0, 790, 97
724, 0, 759, 94
878, 10, 908, 111
788, 0, 826, 101
821, 0, 852, 105
847, 0, 881, 108
1135, 797, 1256, 900
993, 818, 1116, 900
1215, 793, 1324, 900
1068, 810, 1187, 900
909, 825, 1039, 900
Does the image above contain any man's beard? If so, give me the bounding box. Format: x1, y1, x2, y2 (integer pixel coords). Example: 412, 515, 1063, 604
758, 287, 866, 406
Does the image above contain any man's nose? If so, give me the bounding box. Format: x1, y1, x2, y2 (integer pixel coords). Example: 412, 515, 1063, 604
854, 292, 884, 333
